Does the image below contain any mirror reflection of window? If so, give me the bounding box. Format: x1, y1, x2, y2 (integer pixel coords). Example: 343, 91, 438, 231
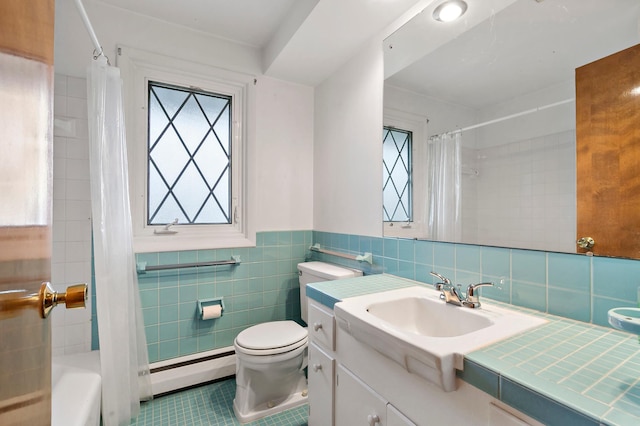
383, 126, 412, 223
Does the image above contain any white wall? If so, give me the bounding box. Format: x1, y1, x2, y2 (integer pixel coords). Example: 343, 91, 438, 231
255, 77, 314, 231
313, 40, 384, 237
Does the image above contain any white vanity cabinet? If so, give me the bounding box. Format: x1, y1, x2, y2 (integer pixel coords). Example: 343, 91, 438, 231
336, 364, 417, 426
307, 299, 417, 426
307, 296, 542, 426
308, 300, 337, 426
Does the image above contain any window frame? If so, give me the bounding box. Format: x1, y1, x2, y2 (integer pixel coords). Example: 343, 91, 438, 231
383, 110, 427, 239
383, 125, 413, 223
118, 46, 255, 252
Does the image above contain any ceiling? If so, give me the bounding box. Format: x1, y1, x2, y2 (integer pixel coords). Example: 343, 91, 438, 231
95, 0, 425, 86
384, 0, 640, 109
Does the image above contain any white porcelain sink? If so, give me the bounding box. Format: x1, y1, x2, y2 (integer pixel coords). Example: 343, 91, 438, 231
366, 296, 494, 337
334, 285, 546, 392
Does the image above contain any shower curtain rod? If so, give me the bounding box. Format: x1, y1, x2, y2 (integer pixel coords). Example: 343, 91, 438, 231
74, 0, 105, 59
429, 98, 575, 140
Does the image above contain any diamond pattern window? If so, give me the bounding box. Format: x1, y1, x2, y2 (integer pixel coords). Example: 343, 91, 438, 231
148, 81, 232, 225
383, 126, 412, 222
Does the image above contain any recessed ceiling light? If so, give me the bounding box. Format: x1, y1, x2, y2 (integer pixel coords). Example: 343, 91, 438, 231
433, 0, 468, 22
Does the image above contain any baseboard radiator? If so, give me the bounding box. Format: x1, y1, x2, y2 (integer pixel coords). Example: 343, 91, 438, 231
149, 346, 236, 396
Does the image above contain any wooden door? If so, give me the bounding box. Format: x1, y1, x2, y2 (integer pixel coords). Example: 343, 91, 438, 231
0, 1, 55, 424
576, 43, 640, 258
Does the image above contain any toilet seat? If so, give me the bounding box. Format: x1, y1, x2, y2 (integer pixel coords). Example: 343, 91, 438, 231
235, 321, 308, 356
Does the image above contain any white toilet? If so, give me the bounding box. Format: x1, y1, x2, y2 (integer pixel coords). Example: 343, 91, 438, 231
232, 261, 362, 423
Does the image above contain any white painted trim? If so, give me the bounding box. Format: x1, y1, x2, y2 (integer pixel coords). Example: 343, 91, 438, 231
149, 347, 236, 396
117, 46, 256, 252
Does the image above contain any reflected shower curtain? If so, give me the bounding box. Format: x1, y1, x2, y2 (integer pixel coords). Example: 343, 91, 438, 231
87, 57, 152, 426
426, 132, 462, 241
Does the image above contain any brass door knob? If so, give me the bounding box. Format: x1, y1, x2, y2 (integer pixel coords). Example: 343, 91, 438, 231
577, 237, 595, 249
39, 282, 87, 318
0, 282, 87, 319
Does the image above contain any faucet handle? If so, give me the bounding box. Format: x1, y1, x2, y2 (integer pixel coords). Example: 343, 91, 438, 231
430, 271, 451, 285
463, 282, 493, 308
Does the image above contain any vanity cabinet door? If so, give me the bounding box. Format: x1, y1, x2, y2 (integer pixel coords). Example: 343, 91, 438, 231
336, 365, 387, 426
308, 343, 335, 426
309, 301, 336, 350
387, 404, 416, 426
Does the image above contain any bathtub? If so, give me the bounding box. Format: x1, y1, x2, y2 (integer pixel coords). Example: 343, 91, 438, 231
52, 351, 101, 426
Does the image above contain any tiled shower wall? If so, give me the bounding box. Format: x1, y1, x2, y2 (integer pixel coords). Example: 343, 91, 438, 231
474, 130, 576, 252
52, 74, 93, 356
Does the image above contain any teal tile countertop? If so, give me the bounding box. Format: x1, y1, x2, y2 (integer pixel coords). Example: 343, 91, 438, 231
307, 274, 640, 426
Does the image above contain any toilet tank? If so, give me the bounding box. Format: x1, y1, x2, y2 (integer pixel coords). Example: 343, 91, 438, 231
297, 261, 363, 323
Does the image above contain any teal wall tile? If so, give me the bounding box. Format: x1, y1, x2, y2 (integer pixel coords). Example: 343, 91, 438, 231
159, 304, 179, 323
455, 270, 481, 288
158, 340, 179, 360
397, 260, 414, 280
178, 250, 197, 263
383, 237, 398, 258
415, 264, 432, 284
433, 242, 455, 269
383, 257, 399, 275
94, 231, 640, 364
371, 237, 384, 257
129, 231, 314, 362
414, 240, 433, 266
548, 253, 590, 292
159, 251, 179, 265
349, 234, 360, 252
482, 276, 511, 304
398, 239, 414, 262
548, 288, 591, 322
481, 246, 510, 277
592, 257, 640, 302
197, 249, 215, 262
512, 280, 545, 311
512, 249, 546, 284
140, 289, 158, 308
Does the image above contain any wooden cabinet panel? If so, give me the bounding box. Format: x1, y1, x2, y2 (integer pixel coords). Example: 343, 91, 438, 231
576, 43, 640, 258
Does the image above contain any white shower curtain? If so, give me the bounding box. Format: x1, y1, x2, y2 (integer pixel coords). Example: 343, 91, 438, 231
426, 132, 462, 241
87, 57, 152, 426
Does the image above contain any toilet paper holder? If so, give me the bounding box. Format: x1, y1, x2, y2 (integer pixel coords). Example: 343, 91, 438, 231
197, 297, 225, 319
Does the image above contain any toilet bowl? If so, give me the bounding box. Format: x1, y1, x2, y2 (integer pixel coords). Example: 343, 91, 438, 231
232, 261, 362, 423
232, 321, 308, 423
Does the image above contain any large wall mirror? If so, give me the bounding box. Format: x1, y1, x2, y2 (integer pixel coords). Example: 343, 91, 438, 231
383, 0, 640, 255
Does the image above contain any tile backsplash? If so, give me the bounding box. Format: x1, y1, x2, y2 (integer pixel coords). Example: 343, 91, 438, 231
311, 231, 640, 328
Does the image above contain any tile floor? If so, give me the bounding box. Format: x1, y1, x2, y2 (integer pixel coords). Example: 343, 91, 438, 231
129, 379, 308, 426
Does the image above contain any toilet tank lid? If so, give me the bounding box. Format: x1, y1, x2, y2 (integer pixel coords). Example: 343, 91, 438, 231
297, 261, 362, 280
235, 321, 307, 350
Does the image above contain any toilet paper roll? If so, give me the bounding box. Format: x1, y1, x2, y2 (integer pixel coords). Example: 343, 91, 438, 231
202, 304, 222, 320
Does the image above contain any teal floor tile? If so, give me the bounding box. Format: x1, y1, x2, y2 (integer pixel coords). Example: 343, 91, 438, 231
130, 379, 308, 426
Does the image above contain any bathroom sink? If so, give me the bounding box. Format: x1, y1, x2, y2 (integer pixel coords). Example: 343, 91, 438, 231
608, 307, 640, 334
334, 285, 546, 392
366, 296, 494, 337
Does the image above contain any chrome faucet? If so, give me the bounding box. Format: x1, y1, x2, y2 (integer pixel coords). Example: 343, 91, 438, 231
429, 271, 493, 308
429, 271, 464, 306
463, 282, 494, 308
